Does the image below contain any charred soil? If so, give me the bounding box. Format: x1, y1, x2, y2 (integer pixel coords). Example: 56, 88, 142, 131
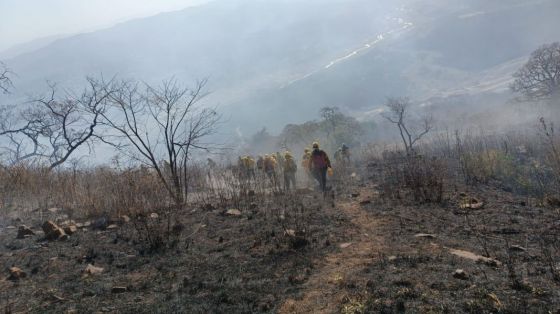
1, 175, 560, 313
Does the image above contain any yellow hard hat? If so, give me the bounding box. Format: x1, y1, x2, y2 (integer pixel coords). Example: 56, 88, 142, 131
312, 142, 319, 149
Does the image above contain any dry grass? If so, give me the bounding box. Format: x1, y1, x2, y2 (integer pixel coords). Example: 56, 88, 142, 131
1, 125, 560, 313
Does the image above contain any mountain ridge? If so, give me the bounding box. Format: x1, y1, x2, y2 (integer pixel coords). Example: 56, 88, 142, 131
2, 0, 559, 134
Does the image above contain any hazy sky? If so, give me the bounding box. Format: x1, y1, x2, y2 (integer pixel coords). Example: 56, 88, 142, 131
0, 0, 211, 51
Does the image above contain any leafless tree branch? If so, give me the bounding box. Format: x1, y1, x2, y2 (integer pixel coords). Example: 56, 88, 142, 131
0, 77, 117, 168
100, 78, 220, 206
511, 42, 560, 101
0, 61, 14, 94
382, 97, 433, 154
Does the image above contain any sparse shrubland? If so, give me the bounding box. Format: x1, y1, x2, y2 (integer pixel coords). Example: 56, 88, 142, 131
1, 42, 560, 313
347, 116, 560, 312
2, 111, 560, 312
0, 157, 346, 312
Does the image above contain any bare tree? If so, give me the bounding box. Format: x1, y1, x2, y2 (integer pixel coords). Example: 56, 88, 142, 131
0, 61, 13, 94
382, 97, 433, 154
34, 78, 117, 168
0, 105, 45, 164
101, 78, 220, 206
0, 77, 116, 168
511, 42, 560, 101
0, 62, 42, 164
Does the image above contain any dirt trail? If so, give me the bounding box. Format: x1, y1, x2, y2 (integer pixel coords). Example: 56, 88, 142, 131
279, 191, 386, 313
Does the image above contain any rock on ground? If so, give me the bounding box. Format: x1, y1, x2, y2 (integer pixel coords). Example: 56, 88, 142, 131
83, 264, 104, 276
42, 221, 68, 241
453, 269, 468, 280
64, 225, 78, 235
16, 225, 35, 239
8, 267, 26, 280
226, 209, 242, 216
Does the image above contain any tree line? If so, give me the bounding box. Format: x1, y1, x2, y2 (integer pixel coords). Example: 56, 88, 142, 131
0, 41, 558, 204
0, 71, 220, 206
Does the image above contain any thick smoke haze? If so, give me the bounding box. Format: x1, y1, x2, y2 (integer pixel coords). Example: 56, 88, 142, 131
3, 2, 560, 313
0, 0, 210, 51
0, 0, 559, 162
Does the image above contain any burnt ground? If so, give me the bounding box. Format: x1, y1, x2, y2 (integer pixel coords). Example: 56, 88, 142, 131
0, 187, 352, 314
278, 181, 560, 313
1, 175, 560, 313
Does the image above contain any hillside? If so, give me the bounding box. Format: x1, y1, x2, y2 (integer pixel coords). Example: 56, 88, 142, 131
2, 150, 560, 313
227, 0, 560, 130
2, 0, 559, 134
3, 1, 560, 313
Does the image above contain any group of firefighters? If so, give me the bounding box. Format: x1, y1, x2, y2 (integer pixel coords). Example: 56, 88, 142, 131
236, 142, 351, 193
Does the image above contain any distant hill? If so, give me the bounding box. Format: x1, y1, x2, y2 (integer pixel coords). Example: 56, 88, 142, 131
2, 0, 559, 134
0, 34, 73, 60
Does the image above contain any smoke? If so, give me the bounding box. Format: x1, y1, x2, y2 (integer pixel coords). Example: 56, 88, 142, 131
1, 0, 559, 164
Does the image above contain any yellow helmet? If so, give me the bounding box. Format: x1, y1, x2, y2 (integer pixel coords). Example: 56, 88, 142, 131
312, 142, 319, 149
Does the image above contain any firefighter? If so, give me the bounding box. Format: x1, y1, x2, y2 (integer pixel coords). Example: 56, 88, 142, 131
283, 151, 297, 190
309, 142, 332, 193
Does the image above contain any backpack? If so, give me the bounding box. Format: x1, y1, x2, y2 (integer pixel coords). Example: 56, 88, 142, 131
311, 150, 327, 168
264, 157, 276, 172
285, 158, 297, 172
